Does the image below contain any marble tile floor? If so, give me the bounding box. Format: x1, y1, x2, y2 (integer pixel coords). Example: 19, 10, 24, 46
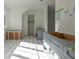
4, 36, 50, 59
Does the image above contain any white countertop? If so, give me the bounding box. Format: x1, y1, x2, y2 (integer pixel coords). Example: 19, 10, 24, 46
6, 30, 22, 32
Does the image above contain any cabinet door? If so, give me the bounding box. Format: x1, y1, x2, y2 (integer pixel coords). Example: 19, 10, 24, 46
6, 32, 8, 39
9, 32, 14, 39
15, 32, 19, 39
20, 32, 22, 39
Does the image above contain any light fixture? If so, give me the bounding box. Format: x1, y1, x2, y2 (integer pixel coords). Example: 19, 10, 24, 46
40, 0, 43, 2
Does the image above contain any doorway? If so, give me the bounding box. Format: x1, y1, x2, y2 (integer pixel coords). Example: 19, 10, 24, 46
28, 15, 34, 36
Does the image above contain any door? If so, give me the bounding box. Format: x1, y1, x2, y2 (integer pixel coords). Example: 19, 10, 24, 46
48, 6, 55, 32
28, 15, 34, 36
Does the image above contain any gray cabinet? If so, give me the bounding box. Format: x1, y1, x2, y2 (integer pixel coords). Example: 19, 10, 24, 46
36, 28, 44, 40
37, 31, 43, 40
48, 6, 55, 32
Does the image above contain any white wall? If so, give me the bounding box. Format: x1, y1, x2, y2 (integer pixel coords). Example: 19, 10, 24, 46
22, 11, 44, 35
22, 7, 47, 35
56, 0, 75, 35
8, 10, 22, 30
5, 6, 47, 36
43, 6, 48, 32
4, 7, 9, 28
22, 12, 28, 35
6, 8, 27, 30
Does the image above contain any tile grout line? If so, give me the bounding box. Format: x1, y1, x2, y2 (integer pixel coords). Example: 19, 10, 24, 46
5, 36, 43, 59
34, 36, 40, 59
32, 36, 40, 59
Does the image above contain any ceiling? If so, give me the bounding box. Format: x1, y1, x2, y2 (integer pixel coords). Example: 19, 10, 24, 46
4, 0, 53, 10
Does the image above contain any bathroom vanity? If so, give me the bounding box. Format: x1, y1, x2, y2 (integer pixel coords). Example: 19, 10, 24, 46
43, 32, 75, 59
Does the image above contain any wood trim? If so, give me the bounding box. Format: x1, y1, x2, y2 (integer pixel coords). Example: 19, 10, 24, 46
48, 32, 75, 42
62, 33, 75, 42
